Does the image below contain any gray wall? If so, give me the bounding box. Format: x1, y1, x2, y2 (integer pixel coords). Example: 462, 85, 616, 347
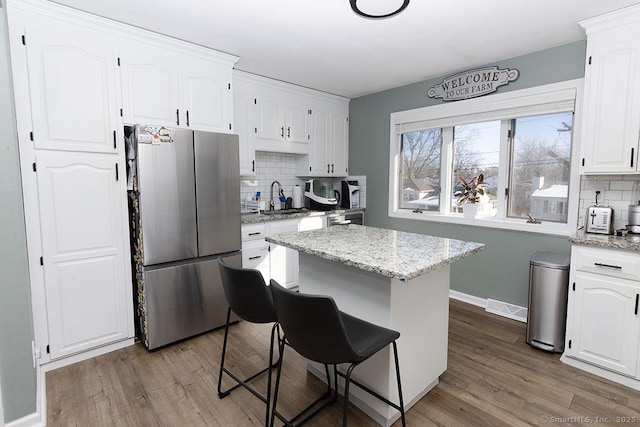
349, 41, 586, 306
0, 4, 37, 423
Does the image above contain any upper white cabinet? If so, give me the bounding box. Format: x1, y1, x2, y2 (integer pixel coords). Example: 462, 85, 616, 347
296, 102, 349, 177
233, 71, 350, 175
234, 83, 257, 175
255, 89, 310, 147
579, 5, 640, 174
16, 13, 121, 153
120, 41, 181, 128
120, 39, 236, 133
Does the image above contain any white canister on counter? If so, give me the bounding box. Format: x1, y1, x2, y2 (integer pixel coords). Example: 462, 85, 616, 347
292, 185, 304, 209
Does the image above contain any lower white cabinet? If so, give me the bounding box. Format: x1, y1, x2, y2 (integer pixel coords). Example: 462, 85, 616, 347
564, 245, 640, 379
268, 219, 300, 289
35, 151, 133, 360
241, 216, 325, 288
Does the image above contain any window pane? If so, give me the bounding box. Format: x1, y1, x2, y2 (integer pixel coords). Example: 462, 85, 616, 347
399, 129, 442, 211
452, 121, 500, 215
508, 112, 573, 223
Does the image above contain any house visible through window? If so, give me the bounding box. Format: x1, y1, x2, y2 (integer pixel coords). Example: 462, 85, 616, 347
389, 80, 581, 234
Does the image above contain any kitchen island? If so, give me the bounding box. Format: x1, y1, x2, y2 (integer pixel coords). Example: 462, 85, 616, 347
266, 224, 484, 426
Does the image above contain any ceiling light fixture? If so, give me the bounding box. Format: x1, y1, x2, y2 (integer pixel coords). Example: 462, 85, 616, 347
350, 0, 410, 19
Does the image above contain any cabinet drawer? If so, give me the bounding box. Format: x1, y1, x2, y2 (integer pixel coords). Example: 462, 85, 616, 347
242, 223, 267, 241
573, 246, 640, 281
242, 240, 269, 267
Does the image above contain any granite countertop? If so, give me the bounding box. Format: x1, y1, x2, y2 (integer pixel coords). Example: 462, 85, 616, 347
569, 230, 640, 251
241, 208, 364, 224
265, 224, 485, 281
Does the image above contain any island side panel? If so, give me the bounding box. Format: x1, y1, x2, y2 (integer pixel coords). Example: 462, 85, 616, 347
298, 252, 450, 426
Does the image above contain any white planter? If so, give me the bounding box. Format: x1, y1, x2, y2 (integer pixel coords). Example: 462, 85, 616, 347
463, 203, 479, 219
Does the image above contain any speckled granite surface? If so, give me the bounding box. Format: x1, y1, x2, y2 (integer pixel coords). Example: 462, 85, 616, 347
570, 230, 640, 252
266, 224, 485, 281
241, 208, 364, 224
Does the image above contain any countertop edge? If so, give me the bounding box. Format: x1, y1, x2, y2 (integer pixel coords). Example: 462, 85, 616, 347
266, 230, 485, 281
241, 208, 365, 224
569, 230, 640, 252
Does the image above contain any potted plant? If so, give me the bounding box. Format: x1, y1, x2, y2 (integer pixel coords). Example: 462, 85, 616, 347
456, 173, 485, 219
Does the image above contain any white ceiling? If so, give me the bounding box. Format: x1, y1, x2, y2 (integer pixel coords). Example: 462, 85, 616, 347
50, 0, 640, 98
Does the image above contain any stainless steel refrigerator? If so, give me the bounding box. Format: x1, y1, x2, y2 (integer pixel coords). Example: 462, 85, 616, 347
126, 124, 241, 350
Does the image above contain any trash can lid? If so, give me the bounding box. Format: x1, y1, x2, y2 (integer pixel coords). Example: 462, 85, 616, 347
530, 251, 570, 270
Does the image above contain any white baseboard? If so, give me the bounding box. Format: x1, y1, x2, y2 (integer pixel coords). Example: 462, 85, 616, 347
5, 413, 43, 427
449, 290, 528, 323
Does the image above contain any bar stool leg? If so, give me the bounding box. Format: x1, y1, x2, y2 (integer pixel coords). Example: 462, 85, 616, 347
392, 341, 407, 427
217, 307, 233, 398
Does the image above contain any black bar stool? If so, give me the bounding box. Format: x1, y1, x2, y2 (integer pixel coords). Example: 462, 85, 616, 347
217, 258, 284, 426
269, 279, 406, 427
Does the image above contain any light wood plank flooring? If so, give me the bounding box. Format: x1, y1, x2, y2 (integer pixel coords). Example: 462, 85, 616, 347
47, 300, 640, 426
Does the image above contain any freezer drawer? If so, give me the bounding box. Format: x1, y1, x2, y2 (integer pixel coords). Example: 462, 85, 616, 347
143, 254, 240, 349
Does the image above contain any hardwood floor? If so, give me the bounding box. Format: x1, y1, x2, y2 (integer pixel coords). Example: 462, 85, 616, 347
47, 300, 640, 426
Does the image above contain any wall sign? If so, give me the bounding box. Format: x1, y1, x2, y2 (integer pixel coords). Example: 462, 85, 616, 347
428, 66, 519, 101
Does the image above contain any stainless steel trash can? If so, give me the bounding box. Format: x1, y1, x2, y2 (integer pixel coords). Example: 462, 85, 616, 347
526, 251, 570, 353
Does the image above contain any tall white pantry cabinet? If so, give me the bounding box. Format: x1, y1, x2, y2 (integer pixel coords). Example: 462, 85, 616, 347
6, 0, 238, 366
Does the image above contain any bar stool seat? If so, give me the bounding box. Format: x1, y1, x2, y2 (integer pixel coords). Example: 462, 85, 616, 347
269, 279, 406, 427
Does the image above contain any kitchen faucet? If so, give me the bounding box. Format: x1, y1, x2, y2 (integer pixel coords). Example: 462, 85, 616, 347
270, 180, 282, 210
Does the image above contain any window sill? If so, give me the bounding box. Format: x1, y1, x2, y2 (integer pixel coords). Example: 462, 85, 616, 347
389, 209, 574, 237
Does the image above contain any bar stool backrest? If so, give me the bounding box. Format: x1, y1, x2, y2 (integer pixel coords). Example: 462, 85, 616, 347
218, 258, 276, 324
269, 280, 361, 364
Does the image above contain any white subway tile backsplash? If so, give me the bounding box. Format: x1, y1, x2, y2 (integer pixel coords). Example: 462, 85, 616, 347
579, 175, 640, 231
240, 151, 367, 209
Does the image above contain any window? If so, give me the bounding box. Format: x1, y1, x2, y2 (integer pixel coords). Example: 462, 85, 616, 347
399, 128, 441, 211
389, 80, 582, 235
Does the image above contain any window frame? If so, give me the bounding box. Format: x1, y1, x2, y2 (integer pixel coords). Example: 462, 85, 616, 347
388, 79, 583, 237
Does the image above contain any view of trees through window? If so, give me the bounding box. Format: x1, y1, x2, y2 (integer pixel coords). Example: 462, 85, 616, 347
399, 112, 573, 223
400, 128, 442, 211
508, 113, 573, 222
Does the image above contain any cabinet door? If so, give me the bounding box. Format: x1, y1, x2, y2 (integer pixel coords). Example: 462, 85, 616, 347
234, 87, 256, 175
308, 107, 331, 176
181, 59, 232, 133
120, 41, 180, 127
35, 152, 132, 359
581, 35, 640, 173
268, 220, 299, 289
331, 110, 349, 177
23, 22, 120, 153
568, 273, 640, 376
255, 93, 285, 142
285, 99, 310, 143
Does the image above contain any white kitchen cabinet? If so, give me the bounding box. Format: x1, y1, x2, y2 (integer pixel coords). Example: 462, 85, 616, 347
233, 71, 349, 161
234, 84, 257, 176
296, 102, 349, 177
241, 216, 326, 289
254, 88, 310, 148
579, 6, 640, 174
241, 239, 270, 282
268, 219, 300, 289
564, 245, 640, 378
7, 0, 238, 367
180, 57, 233, 133
17, 13, 121, 153
120, 39, 236, 132
35, 151, 133, 360
120, 40, 181, 128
